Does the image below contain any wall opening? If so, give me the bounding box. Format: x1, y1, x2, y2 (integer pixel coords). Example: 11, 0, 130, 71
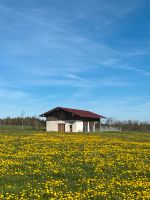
58, 124, 65, 132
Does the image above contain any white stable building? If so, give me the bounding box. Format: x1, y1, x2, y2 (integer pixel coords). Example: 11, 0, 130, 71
40, 107, 106, 132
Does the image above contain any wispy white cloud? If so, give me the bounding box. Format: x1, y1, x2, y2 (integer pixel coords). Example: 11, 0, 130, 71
99, 58, 150, 76
99, 77, 132, 87
74, 0, 143, 26
78, 96, 150, 121
22, 78, 87, 88
126, 49, 150, 56
0, 88, 30, 100
119, 65, 150, 76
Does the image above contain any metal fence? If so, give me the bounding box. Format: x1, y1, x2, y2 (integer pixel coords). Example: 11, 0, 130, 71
98, 126, 121, 132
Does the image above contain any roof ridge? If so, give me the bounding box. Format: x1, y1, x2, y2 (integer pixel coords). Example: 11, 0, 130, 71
59, 106, 92, 113
40, 106, 106, 119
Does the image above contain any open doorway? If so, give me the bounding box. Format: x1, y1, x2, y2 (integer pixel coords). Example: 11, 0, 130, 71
69, 125, 72, 132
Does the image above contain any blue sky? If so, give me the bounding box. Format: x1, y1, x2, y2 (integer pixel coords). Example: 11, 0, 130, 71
0, 0, 150, 121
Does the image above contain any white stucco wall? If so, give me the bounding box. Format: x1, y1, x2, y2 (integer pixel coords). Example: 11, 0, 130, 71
75, 121, 83, 132
46, 121, 64, 132
46, 120, 83, 132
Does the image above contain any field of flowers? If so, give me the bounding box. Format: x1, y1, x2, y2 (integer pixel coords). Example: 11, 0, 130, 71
0, 132, 149, 200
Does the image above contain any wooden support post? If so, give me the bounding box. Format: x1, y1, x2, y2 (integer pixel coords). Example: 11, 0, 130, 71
87, 121, 90, 132
93, 122, 96, 132
99, 118, 101, 132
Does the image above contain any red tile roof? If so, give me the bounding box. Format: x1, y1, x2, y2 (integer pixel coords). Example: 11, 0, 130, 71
40, 107, 106, 119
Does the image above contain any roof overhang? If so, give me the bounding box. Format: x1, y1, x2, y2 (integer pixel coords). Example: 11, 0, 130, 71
40, 107, 106, 119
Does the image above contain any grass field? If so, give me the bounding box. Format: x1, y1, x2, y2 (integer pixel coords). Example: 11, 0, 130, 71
0, 132, 149, 200
0, 125, 45, 133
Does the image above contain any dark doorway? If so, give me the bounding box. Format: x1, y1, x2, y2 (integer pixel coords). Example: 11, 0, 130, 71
69, 125, 72, 132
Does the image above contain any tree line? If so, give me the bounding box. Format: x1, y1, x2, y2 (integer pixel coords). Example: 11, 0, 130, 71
111, 120, 150, 132
0, 117, 150, 132
0, 117, 45, 130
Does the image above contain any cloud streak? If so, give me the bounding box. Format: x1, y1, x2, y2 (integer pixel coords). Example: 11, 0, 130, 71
0, 88, 30, 100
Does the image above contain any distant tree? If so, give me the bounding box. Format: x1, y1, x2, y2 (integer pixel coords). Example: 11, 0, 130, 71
0, 116, 45, 130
